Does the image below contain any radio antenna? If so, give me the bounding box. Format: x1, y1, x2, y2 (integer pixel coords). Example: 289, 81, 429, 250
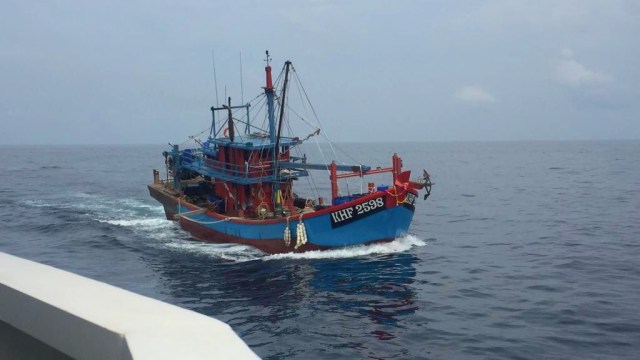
239, 51, 245, 105
211, 49, 220, 106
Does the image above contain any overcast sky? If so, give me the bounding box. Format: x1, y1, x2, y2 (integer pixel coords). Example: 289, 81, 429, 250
1, 0, 639, 144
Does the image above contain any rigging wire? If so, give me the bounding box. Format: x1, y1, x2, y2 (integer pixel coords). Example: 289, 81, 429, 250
290, 67, 366, 167
287, 118, 321, 201
180, 126, 210, 147
291, 65, 375, 196
290, 66, 338, 159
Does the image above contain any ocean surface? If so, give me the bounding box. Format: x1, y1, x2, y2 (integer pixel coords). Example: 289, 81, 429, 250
1, 141, 639, 359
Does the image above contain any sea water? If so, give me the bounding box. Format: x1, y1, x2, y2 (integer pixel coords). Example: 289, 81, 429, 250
1, 141, 639, 359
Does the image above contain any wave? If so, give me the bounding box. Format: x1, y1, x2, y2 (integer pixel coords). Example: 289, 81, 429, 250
99, 218, 170, 228
20, 191, 169, 235
263, 235, 426, 261
158, 234, 426, 262
19, 192, 427, 262
162, 241, 264, 262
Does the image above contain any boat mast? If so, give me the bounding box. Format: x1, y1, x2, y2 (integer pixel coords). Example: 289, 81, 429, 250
273, 60, 292, 173
264, 51, 277, 144
224, 97, 234, 142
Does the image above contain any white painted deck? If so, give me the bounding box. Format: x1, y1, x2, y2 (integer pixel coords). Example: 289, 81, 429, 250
0, 252, 259, 359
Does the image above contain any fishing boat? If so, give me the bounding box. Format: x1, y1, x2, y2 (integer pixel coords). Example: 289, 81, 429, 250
148, 52, 432, 254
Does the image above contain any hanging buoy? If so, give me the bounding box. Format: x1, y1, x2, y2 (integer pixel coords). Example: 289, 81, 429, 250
295, 217, 308, 249
284, 219, 291, 247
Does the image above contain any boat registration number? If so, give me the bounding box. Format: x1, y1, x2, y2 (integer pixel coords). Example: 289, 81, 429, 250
330, 196, 386, 228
